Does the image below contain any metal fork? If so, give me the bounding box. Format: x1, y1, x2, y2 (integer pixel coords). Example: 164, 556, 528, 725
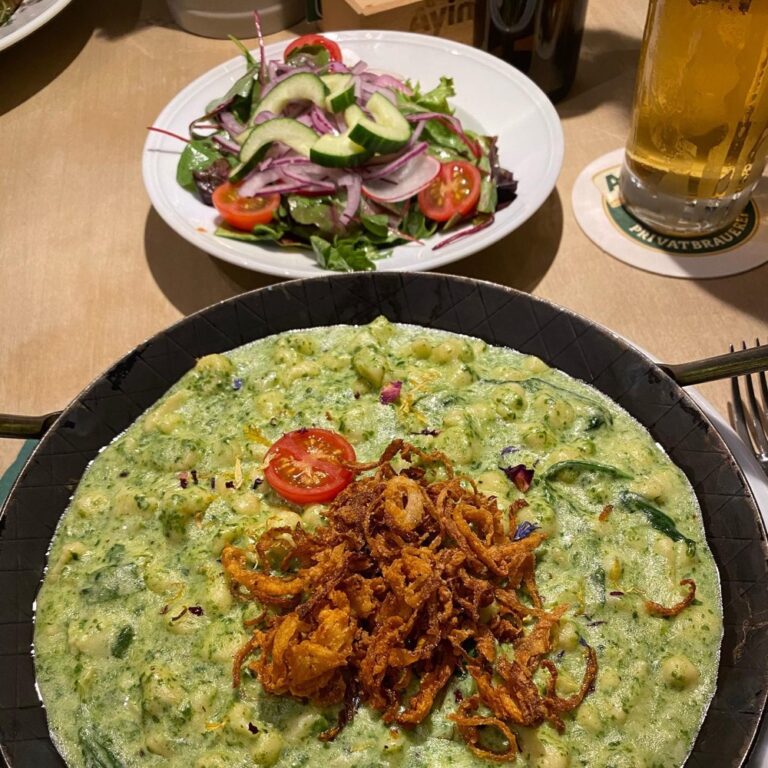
730, 339, 768, 475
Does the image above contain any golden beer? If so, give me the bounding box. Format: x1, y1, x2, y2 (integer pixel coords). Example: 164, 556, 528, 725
620, 0, 768, 236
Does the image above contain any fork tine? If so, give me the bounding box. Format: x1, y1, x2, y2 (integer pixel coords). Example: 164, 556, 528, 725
730, 345, 754, 450
756, 338, 768, 426
753, 338, 768, 452
759, 369, 768, 421
742, 340, 768, 455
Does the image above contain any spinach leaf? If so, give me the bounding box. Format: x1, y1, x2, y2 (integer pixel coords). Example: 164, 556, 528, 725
79, 724, 123, 768
428, 145, 464, 164
205, 66, 258, 116
619, 491, 696, 555
522, 378, 614, 428
111, 625, 135, 659
228, 35, 256, 69
588, 566, 606, 609
309, 236, 336, 268
361, 213, 390, 240
81, 563, 144, 603
286, 45, 330, 69
289, 200, 396, 244
586, 413, 607, 431
424, 119, 474, 158
544, 460, 632, 482
176, 139, 222, 191
287, 195, 337, 234
215, 221, 289, 242
401, 207, 437, 240
310, 235, 379, 272
540, 481, 586, 517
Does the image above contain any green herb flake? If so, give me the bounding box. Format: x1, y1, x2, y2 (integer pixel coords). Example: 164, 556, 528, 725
111, 625, 135, 659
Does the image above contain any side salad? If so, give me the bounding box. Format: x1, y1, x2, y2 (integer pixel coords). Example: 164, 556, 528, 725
169, 29, 518, 272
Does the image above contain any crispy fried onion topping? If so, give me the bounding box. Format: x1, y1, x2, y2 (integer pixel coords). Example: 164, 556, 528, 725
644, 578, 696, 617
222, 440, 597, 760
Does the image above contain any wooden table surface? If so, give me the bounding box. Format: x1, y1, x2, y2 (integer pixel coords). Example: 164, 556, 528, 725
1, 0, 767, 475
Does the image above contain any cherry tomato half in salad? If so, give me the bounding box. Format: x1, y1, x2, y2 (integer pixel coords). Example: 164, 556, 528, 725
264, 428, 356, 505
211, 182, 280, 232
284, 34, 342, 63
417, 161, 482, 223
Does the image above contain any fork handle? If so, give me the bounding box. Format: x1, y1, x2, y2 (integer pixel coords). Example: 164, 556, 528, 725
660, 346, 768, 386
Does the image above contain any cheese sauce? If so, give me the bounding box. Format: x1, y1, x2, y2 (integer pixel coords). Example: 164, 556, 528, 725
35, 319, 722, 768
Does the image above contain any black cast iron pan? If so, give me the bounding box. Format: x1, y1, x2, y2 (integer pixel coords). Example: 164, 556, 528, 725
1, 272, 767, 767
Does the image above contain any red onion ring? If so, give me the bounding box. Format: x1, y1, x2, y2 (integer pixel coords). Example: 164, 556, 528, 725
338, 173, 362, 224
432, 215, 496, 251
239, 168, 284, 196
212, 134, 241, 155
310, 105, 337, 135
219, 111, 244, 137
359, 142, 428, 181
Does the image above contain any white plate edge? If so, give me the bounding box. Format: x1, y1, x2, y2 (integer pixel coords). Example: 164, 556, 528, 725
0, 0, 74, 52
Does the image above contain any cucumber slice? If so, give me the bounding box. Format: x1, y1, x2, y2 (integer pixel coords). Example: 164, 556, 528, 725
255, 73, 328, 117
321, 74, 355, 112
310, 106, 369, 168
345, 105, 364, 124
321, 74, 352, 91
348, 92, 411, 154
230, 118, 319, 179
311, 134, 370, 168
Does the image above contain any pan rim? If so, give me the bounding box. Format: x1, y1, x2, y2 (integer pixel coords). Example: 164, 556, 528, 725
1, 271, 765, 768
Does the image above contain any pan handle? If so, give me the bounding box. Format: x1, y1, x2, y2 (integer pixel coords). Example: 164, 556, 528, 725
0, 412, 61, 440
659, 345, 768, 386
0, 346, 765, 438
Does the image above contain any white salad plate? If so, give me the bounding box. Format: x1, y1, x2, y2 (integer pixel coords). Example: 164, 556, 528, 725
142, 30, 564, 278
0, 0, 73, 52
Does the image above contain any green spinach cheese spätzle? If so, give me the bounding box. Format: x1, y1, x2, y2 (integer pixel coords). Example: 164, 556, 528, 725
34, 318, 722, 768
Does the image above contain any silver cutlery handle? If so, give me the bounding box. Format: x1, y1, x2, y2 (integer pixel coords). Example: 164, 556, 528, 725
660, 345, 768, 386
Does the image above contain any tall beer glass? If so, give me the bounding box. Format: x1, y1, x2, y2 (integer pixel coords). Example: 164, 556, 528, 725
619, 0, 768, 237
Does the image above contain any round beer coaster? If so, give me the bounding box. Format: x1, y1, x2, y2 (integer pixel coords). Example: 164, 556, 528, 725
571, 148, 768, 278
